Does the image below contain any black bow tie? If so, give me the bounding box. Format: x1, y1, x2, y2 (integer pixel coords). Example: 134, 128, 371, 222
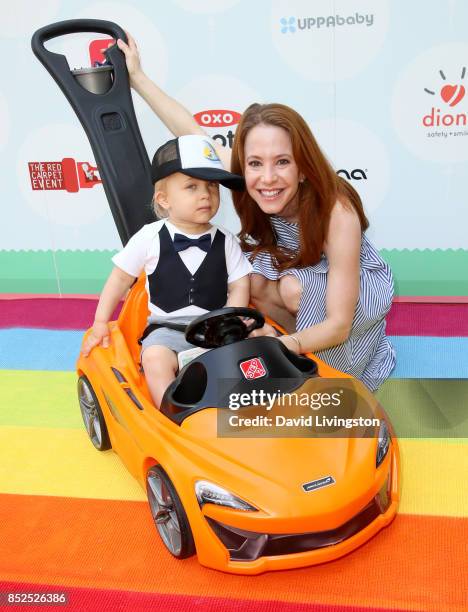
173, 233, 212, 253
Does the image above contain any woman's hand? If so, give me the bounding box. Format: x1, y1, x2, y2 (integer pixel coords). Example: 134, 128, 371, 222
278, 335, 301, 354
81, 321, 111, 357
116, 32, 143, 85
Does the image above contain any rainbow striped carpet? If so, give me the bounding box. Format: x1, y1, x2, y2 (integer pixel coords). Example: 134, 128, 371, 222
0, 296, 467, 612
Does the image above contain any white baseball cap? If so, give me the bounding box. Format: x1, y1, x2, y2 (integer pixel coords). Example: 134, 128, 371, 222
151, 135, 244, 191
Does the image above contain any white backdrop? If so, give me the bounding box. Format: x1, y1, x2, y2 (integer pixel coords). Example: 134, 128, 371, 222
1, 0, 467, 293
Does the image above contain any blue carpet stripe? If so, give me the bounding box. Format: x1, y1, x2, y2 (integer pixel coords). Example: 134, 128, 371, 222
0, 329, 467, 379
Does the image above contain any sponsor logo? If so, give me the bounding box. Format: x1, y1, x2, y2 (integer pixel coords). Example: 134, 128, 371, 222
202, 141, 219, 161
422, 67, 467, 133
279, 13, 374, 34
28, 158, 102, 192
89, 38, 114, 66
193, 110, 241, 127
239, 357, 267, 380
337, 168, 368, 181
194, 109, 241, 149
302, 476, 335, 493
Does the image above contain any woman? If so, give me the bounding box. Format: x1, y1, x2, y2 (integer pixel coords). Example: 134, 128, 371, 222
117, 35, 395, 391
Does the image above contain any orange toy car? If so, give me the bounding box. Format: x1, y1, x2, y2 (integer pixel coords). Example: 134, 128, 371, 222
77, 276, 399, 575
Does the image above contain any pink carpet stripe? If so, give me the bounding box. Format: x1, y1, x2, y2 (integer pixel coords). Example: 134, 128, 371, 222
0, 298, 121, 330
0, 582, 409, 612
2, 297, 468, 336
385, 302, 468, 336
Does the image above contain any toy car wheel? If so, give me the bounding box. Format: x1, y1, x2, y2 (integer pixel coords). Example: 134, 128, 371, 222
77, 375, 111, 451
146, 465, 195, 559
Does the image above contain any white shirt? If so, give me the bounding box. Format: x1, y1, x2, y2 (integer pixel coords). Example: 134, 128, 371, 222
112, 219, 252, 319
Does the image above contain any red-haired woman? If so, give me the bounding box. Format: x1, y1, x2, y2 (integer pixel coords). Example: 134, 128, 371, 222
118, 36, 395, 390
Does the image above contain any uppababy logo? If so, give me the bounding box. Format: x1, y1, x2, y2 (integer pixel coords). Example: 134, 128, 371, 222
28, 158, 102, 192
280, 13, 374, 33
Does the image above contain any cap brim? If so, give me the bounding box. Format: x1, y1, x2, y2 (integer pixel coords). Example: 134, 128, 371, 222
182, 168, 245, 191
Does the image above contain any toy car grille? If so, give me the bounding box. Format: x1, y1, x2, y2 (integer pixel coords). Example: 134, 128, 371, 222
206, 480, 390, 562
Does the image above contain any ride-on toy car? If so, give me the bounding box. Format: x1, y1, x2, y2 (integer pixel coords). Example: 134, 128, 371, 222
32, 18, 399, 574
76, 276, 399, 574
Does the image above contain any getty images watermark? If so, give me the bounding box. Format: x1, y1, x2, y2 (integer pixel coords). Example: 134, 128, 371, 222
216, 378, 383, 438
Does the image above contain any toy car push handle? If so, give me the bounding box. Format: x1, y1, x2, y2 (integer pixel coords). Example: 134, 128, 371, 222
31, 19, 154, 245
31, 18, 126, 47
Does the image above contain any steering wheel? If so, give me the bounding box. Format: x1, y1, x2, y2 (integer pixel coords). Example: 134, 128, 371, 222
185, 307, 265, 349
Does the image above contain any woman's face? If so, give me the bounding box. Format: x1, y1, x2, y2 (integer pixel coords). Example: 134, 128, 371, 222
243, 123, 303, 220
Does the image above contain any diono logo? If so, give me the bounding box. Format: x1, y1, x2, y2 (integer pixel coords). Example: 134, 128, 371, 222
424, 67, 466, 107
239, 357, 267, 380
280, 17, 296, 34
28, 158, 102, 192
422, 67, 467, 128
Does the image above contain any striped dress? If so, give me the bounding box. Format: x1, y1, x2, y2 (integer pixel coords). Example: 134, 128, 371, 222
250, 216, 396, 391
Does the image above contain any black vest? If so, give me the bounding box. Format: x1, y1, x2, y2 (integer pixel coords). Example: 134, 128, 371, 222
148, 224, 228, 312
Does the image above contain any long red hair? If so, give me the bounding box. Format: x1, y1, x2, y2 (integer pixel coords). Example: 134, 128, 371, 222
231, 103, 369, 269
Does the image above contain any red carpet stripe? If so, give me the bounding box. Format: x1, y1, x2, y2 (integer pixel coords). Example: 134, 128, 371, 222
2, 297, 468, 336
1, 494, 466, 611
0, 583, 409, 612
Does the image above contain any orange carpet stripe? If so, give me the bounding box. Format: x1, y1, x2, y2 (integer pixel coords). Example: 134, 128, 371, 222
0, 494, 466, 612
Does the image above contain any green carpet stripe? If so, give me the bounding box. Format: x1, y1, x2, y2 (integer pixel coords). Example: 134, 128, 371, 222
2, 249, 468, 295
376, 378, 468, 439
0, 370, 82, 429
1, 370, 468, 440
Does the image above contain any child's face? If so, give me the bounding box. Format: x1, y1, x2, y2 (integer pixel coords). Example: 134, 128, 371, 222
155, 172, 220, 227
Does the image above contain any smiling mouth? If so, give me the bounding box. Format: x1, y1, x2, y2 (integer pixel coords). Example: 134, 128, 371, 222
258, 189, 284, 200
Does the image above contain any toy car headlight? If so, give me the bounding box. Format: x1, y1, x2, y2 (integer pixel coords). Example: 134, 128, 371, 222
376, 420, 390, 467
195, 480, 257, 511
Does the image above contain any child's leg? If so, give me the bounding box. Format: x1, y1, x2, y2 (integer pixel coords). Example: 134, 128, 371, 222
141, 345, 179, 408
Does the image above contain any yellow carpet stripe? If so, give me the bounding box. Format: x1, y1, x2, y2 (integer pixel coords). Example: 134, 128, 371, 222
0, 427, 466, 516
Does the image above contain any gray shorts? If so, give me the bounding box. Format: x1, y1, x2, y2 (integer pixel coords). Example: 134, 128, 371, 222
141, 316, 198, 355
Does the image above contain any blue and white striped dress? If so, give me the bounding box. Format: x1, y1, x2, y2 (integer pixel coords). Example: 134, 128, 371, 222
250, 216, 396, 391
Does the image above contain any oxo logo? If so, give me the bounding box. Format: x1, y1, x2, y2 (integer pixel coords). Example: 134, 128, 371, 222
239, 357, 267, 380
424, 67, 466, 107
193, 110, 241, 127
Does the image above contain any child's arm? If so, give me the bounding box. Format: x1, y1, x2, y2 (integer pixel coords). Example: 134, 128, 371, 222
81, 267, 136, 357
225, 275, 250, 308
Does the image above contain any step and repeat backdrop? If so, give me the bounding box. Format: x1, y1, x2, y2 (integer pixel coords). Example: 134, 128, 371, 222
1, 0, 467, 295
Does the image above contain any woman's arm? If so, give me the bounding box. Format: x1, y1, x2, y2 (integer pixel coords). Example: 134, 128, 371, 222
117, 34, 232, 170
280, 202, 361, 354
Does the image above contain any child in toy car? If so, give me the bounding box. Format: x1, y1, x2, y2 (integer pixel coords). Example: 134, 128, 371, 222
82, 134, 252, 407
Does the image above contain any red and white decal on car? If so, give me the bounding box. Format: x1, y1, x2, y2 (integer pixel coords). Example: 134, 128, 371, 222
239, 357, 267, 380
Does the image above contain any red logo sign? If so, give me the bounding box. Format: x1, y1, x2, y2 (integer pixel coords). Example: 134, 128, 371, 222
440, 84, 465, 107
28, 158, 102, 192
193, 109, 242, 127
89, 38, 114, 66
239, 357, 267, 380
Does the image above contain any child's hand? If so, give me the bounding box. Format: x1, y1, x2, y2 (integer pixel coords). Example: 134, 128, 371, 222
81, 321, 110, 357
116, 32, 142, 83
